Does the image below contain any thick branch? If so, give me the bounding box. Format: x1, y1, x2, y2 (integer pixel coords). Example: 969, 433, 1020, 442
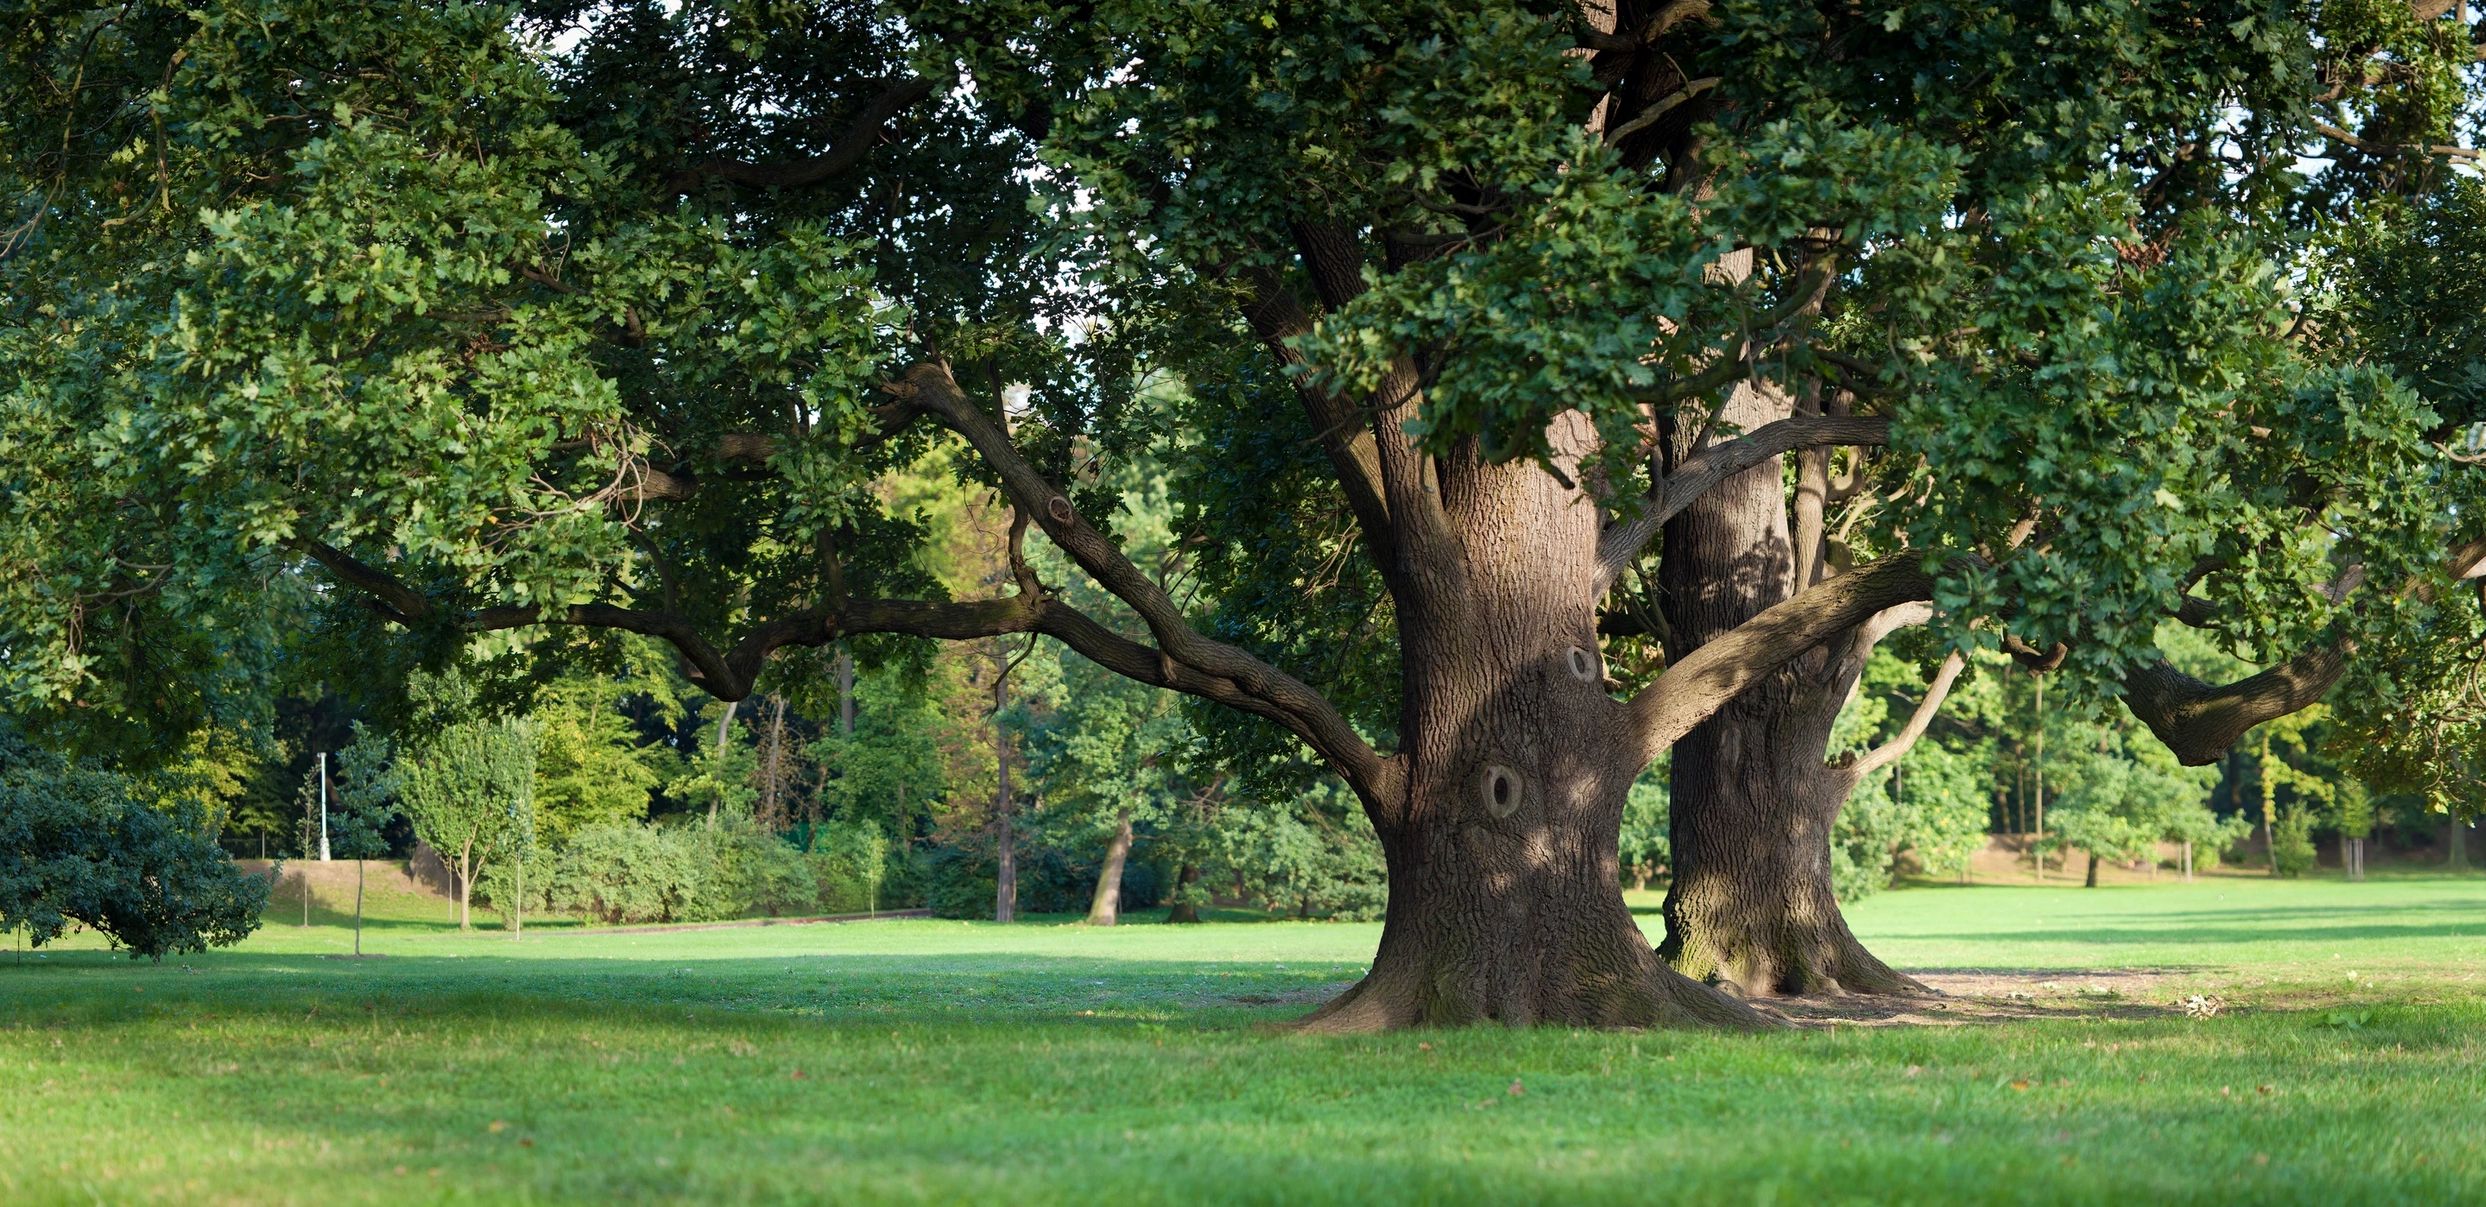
894, 362, 1397, 798
1235, 266, 1397, 563
296, 540, 433, 623
306, 535, 1388, 777
1841, 652, 1967, 782
2122, 648, 2346, 767
1626, 554, 1939, 764
1596, 414, 1891, 591
2118, 537, 2486, 764
675, 77, 937, 189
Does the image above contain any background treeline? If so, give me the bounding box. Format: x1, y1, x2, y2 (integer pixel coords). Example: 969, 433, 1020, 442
16, 451, 2473, 948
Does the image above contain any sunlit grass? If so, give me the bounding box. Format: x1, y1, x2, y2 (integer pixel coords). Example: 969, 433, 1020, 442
4, 874, 2482, 1203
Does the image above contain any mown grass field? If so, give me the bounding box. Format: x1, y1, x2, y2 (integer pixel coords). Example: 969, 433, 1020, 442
4, 873, 2483, 1204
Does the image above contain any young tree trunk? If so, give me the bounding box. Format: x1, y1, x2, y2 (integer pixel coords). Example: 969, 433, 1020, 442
1085, 809, 1134, 926
992, 647, 1017, 924
835, 645, 857, 736
2182, 839, 2194, 882
457, 842, 473, 931
354, 859, 366, 956
2084, 849, 2100, 888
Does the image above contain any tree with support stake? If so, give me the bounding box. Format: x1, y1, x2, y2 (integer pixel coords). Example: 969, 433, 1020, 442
330, 726, 400, 957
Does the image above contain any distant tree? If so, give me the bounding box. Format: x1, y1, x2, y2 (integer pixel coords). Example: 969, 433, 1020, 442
329, 724, 396, 954
1619, 768, 1670, 893
670, 700, 759, 829
395, 702, 536, 931
529, 675, 662, 845
2043, 726, 2224, 887
2270, 804, 2321, 878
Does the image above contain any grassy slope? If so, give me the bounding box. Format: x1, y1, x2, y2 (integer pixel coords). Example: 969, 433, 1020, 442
3, 874, 2482, 1205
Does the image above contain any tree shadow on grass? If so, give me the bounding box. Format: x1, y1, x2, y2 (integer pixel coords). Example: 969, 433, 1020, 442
0, 947, 1369, 1029
1898, 918, 2486, 946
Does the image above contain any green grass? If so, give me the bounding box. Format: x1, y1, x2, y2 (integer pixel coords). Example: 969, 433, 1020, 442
4, 874, 2483, 1204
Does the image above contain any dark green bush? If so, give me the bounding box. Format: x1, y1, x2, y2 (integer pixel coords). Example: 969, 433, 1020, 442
0, 756, 270, 959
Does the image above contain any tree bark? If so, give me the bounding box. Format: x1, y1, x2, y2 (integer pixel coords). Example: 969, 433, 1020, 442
1303, 753, 1767, 1032
2084, 849, 2100, 888
1085, 809, 1134, 926
1650, 378, 1930, 998
1295, 413, 1772, 1032
457, 842, 472, 931
354, 859, 366, 956
1165, 862, 1201, 924
1658, 698, 1929, 996
2450, 819, 2471, 870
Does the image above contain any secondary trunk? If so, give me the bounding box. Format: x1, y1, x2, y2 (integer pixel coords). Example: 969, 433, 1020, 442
1085, 810, 1134, 926
1659, 697, 1928, 996
1653, 379, 1928, 998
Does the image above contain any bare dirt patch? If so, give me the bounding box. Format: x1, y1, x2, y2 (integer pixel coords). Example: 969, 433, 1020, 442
1767, 967, 2203, 1027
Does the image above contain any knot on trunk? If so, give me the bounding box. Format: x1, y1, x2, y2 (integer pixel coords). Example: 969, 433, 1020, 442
1566, 645, 1600, 682
1480, 763, 1524, 818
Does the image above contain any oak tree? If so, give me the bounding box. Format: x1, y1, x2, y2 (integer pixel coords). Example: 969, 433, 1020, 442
5, 0, 2483, 1027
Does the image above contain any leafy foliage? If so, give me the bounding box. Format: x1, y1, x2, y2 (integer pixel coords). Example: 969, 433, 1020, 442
0, 727, 269, 958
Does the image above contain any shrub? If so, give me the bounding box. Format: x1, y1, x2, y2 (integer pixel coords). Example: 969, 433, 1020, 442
0, 755, 270, 959
805, 819, 892, 913
2272, 805, 2319, 878
544, 823, 706, 924
704, 820, 816, 918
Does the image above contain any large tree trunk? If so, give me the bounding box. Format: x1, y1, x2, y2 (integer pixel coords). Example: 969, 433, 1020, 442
1295, 413, 1769, 1032
1303, 749, 1766, 1032
2451, 819, 2471, 870
1085, 809, 1134, 926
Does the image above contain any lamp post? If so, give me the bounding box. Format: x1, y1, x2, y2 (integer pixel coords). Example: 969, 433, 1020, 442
317, 752, 331, 862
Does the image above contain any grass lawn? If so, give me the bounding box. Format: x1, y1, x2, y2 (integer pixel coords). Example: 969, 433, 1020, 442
4, 873, 2483, 1204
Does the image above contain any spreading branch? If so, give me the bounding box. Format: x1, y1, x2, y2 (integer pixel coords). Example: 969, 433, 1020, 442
1626, 553, 1940, 765
1840, 652, 1967, 782
672, 77, 937, 190
1596, 414, 1891, 591
890, 361, 1399, 800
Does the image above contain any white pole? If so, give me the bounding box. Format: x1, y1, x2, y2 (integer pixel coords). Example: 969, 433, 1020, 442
318, 752, 331, 862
